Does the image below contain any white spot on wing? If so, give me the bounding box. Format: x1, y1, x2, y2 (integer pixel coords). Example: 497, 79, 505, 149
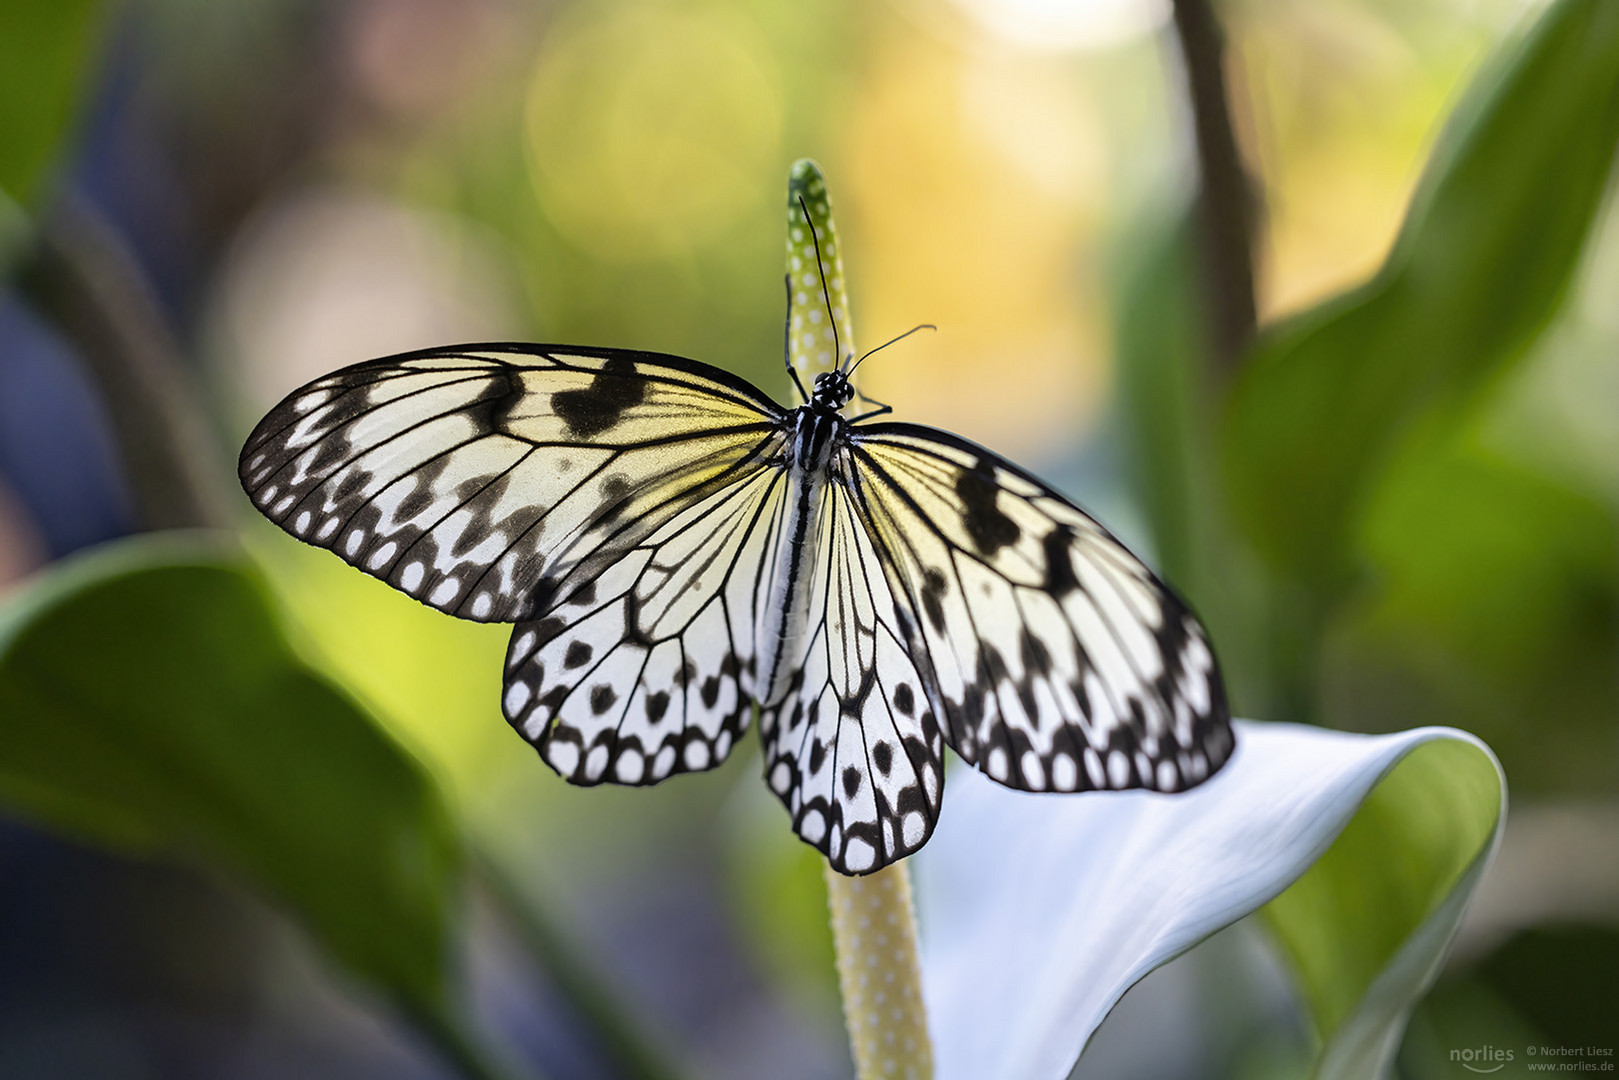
546, 740, 579, 775
1107, 749, 1130, 787
683, 740, 711, 771
615, 749, 645, 783
504, 681, 531, 716
843, 838, 875, 873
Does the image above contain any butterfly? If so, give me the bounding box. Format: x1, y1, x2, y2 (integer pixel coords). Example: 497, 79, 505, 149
239, 269, 1232, 877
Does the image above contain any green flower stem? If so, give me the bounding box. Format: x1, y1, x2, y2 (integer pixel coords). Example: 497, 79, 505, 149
824, 866, 935, 1080
785, 159, 855, 380
786, 159, 934, 1080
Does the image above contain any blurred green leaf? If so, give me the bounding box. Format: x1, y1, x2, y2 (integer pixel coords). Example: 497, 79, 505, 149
1262, 737, 1503, 1077
1471, 925, 1619, 1046
0, 533, 462, 1018
1111, 212, 1207, 590
1324, 441, 1619, 794
1221, 0, 1619, 590
1109, 209, 1276, 716
0, 0, 107, 205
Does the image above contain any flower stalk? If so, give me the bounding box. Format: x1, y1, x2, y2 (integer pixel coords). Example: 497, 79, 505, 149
824, 864, 934, 1079
785, 158, 934, 1080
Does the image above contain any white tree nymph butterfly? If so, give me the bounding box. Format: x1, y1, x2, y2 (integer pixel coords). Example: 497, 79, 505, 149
240, 238, 1232, 876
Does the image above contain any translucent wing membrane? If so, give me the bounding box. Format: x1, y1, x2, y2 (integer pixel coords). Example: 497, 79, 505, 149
240, 345, 783, 623
845, 425, 1232, 798
758, 483, 946, 874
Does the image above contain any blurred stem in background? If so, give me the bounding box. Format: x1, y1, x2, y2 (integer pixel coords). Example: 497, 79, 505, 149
14, 198, 227, 531
472, 850, 689, 1080
1168, 0, 1259, 379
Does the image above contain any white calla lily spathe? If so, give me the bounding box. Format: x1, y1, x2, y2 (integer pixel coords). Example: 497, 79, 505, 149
915, 720, 1506, 1080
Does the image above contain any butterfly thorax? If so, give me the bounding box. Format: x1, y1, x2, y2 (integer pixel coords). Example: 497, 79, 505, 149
784, 402, 846, 472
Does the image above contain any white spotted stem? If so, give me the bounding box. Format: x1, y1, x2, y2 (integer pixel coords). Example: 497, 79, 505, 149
786, 158, 934, 1079
785, 159, 855, 385
824, 863, 934, 1080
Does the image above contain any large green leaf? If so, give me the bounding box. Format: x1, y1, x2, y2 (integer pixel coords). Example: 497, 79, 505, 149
0, 0, 107, 206
0, 534, 462, 1017
1221, 0, 1619, 589
1109, 210, 1277, 716
1324, 440, 1619, 795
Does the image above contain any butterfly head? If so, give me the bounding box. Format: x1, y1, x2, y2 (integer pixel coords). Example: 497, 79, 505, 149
810, 369, 855, 412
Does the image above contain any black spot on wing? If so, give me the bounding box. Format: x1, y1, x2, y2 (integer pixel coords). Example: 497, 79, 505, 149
842, 766, 862, 798
1019, 628, 1052, 676
921, 568, 949, 634
893, 683, 914, 716
1042, 527, 1080, 595
552, 357, 647, 438
597, 475, 632, 522
955, 467, 1020, 556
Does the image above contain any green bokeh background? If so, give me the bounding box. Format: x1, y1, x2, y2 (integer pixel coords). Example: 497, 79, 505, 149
0, 0, 1614, 1077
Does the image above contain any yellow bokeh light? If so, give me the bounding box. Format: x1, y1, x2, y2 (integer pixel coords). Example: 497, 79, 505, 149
842, 31, 1109, 461
524, 2, 783, 261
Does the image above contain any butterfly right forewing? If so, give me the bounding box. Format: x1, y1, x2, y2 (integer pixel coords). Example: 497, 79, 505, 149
844, 423, 1232, 798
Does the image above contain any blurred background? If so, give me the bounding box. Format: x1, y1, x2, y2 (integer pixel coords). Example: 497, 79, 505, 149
0, 0, 1614, 1076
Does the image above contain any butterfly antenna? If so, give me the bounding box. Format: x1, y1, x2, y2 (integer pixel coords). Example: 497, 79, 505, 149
847, 323, 936, 377
782, 273, 809, 403
797, 195, 842, 372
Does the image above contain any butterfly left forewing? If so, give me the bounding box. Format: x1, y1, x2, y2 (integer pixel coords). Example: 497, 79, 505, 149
845, 424, 1232, 797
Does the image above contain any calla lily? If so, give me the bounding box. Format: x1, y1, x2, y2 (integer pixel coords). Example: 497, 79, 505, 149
915, 720, 1505, 1080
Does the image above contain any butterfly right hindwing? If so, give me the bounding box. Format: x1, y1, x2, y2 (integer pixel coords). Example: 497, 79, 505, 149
758, 481, 946, 875
845, 424, 1232, 799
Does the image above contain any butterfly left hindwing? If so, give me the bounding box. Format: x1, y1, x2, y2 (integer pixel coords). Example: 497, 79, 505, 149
502, 461, 788, 787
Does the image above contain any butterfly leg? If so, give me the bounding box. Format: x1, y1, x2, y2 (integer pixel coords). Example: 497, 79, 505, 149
848, 389, 893, 424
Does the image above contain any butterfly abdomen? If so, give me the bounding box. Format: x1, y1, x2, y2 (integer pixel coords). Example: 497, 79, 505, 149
754, 406, 845, 706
